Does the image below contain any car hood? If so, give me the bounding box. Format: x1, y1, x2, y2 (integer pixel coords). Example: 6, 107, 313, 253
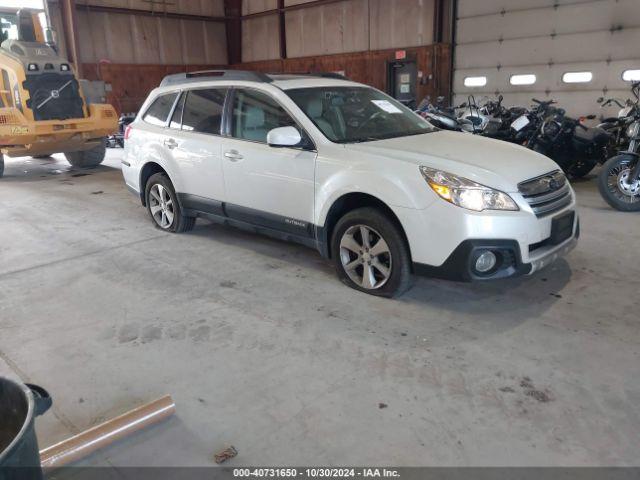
344, 130, 560, 192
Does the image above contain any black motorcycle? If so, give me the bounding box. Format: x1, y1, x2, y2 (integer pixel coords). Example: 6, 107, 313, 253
597, 82, 640, 211
528, 107, 611, 179
510, 98, 558, 146
107, 113, 136, 148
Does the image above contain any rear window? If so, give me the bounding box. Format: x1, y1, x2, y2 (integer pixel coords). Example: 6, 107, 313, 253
143, 92, 178, 127
181, 88, 227, 135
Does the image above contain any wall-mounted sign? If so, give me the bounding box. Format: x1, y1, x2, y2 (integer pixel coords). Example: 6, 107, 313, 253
395, 50, 407, 60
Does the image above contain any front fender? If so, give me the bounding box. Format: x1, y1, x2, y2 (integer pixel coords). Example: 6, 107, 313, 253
315, 164, 436, 227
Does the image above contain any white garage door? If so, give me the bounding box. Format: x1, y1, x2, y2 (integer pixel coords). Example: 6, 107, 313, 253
453, 0, 640, 118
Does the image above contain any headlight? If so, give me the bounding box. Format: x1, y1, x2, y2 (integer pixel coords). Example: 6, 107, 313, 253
419, 167, 519, 212
542, 119, 561, 138
626, 121, 639, 140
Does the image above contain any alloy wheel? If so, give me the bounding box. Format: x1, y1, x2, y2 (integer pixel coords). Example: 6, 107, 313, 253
149, 183, 175, 229
339, 224, 392, 290
607, 164, 640, 204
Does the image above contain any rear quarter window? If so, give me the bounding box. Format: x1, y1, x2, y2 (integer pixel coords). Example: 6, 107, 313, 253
143, 92, 179, 127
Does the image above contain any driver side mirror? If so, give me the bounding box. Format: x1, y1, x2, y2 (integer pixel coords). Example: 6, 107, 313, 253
267, 126, 303, 148
596, 97, 604, 104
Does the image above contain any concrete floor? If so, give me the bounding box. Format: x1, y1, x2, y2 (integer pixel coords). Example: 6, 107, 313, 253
0, 150, 638, 467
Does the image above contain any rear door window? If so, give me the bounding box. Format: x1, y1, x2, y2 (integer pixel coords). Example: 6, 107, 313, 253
181, 88, 228, 135
143, 92, 179, 127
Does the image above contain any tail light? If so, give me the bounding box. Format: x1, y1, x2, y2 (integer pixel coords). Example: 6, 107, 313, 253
124, 124, 133, 140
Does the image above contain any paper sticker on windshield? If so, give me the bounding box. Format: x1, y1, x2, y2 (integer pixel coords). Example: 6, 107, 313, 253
371, 100, 403, 114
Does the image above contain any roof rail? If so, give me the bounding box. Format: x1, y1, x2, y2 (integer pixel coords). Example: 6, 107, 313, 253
159, 70, 273, 87
310, 72, 349, 80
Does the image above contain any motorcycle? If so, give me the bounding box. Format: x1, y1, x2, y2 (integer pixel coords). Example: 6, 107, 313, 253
107, 113, 136, 148
597, 81, 640, 211
456, 95, 505, 137
415, 96, 473, 132
596, 96, 636, 158
510, 98, 558, 146
527, 106, 612, 179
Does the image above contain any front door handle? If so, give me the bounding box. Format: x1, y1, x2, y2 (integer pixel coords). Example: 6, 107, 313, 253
224, 150, 244, 161
164, 138, 178, 149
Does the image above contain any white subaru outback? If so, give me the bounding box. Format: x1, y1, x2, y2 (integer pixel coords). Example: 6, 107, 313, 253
122, 70, 578, 297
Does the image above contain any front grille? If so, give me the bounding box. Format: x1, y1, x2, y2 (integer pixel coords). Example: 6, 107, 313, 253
23, 73, 84, 121
0, 113, 19, 125
519, 170, 572, 217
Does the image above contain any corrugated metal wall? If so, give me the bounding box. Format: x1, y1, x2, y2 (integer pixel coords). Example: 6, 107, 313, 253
241, 0, 436, 62
48, 0, 227, 65
453, 0, 640, 117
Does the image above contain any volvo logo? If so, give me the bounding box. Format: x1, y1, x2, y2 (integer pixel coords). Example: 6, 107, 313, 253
51, 89, 60, 99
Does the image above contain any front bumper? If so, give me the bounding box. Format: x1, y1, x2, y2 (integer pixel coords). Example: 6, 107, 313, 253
413, 227, 578, 281
396, 189, 579, 281
0, 104, 117, 156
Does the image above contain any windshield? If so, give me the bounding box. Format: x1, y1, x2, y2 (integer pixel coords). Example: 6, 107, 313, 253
0, 13, 19, 42
286, 86, 436, 143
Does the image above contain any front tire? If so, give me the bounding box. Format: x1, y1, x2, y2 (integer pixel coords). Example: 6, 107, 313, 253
145, 172, 195, 232
597, 155, 640, 211
331, 207, 411, 297
64, 138, 107, 168
0, 153, 4, 178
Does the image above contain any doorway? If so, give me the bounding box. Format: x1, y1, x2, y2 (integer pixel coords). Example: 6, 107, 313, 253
388, 61, 417, 109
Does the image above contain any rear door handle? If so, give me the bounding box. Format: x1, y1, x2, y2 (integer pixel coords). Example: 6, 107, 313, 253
224, 150, 244, 161
164, 138, 178, 149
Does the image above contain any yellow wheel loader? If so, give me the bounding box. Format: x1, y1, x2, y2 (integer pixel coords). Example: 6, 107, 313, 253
0, 9, 117, 177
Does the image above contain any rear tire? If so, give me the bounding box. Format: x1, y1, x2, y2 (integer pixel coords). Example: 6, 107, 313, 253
145, 172, 195, 233
331, 207, 412, 297
64, 138, 107, 168
597, 154, 640, 211
0, 153, 4, 178
32, 155, 52, 159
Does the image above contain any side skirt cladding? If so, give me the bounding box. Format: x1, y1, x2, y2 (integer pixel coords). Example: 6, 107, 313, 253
177, 193, 326, 254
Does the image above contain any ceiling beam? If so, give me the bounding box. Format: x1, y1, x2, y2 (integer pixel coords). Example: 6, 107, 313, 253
58, 0, 82, 77
224, 0, 242, 65
241, 0, 346, 20
71, 3, 228, 23
278, 0, 286, 59
433, 0, 446, 43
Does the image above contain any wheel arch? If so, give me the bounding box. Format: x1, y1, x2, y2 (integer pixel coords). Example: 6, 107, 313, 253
318, 192, 412, 263
139, 161, 170, 206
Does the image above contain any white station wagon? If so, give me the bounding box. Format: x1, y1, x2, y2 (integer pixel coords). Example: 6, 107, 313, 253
122, 70, 579, 297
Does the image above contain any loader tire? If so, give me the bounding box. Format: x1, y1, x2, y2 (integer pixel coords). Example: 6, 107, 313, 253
65, 139, 107, 168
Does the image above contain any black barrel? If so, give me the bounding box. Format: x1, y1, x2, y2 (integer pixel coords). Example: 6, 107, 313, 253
0, 377, 51, 480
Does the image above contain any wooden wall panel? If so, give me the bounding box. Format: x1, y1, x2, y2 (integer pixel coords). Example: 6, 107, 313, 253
285, 0, 369, 58
243, 0, 438, 61
369, 0, 435, 50
82, 63, 225, 114
233, 43, 452, 103
242, 15, 280, 62
49, 2, 227, 65
130, 15, 161, 64
243, 0, 278, 15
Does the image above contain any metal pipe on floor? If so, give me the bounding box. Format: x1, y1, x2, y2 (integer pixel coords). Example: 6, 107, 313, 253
39, 395, 175, 469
